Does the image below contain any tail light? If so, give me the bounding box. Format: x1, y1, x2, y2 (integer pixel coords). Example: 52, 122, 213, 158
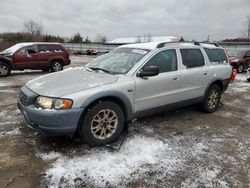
230, 69, 237, 82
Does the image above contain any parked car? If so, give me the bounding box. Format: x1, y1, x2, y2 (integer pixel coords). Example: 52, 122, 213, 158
0, 42, 71, 76
227, 49, 250, 73
18, 41, 232, 146
247, 67, 250, 81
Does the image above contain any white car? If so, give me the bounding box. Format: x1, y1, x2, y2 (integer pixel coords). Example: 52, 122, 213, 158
18, 41, 232, 146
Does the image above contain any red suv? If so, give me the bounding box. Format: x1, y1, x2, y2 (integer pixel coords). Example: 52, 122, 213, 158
227, 49, 250, 73
0, 42, 71, 76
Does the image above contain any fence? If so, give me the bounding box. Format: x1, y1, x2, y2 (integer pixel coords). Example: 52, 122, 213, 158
63, 42, 250, 54
63, 43, 119, 54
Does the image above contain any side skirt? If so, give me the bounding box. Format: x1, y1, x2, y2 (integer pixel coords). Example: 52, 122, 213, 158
135, 96, 204, 118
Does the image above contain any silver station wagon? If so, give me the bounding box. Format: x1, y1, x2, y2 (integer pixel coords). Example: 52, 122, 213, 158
18, 41, 232, 146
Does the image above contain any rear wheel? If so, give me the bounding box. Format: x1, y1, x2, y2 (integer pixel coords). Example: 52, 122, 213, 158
78, 101, 124, 146
51, 61, 63, 72
0, 62, 11, 77
201, 85, 221, 113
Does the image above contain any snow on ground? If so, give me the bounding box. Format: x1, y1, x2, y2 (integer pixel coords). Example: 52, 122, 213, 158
0, 128, 20, 137
214, 111, 233, 118
37, 130, 236, 187
38, 134, 208, 187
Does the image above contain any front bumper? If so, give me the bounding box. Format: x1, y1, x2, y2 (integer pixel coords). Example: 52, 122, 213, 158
18, 86, 84, 136
64, 59, 71, 66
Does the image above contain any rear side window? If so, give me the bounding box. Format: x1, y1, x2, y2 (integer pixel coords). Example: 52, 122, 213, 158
53, 45, 65, 52
180, 49, 205, 68
204, 48, 228, 64
38, 45, 52, 53
246, 50, 250, 57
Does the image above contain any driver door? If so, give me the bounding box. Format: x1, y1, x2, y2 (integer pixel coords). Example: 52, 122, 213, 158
134, 49, 182, 112
14, 45, 36, 69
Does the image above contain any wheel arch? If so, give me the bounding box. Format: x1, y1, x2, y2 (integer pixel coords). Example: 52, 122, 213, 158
204, 78, 225, 96
0, 57, 12, 69
79, 91, 134, 123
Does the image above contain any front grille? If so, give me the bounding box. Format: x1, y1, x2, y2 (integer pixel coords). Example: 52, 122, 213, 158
20, 91, 28, 106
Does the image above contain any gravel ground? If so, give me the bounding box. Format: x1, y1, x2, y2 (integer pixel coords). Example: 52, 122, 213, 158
0, 55, 249, 187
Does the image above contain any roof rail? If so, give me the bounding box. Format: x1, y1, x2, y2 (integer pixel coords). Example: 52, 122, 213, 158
156, 41, 221, 48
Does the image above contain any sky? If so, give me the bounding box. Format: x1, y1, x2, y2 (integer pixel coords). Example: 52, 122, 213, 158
0, 0, 249, 41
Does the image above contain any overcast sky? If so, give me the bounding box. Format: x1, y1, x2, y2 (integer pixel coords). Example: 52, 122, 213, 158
0, 0, 249, 41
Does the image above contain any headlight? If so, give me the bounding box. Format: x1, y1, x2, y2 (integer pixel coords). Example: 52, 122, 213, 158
36, 96, 73, 110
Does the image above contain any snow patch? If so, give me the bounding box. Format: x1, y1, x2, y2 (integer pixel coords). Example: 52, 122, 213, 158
214, 111, 233, 118
0, 128, 20, 137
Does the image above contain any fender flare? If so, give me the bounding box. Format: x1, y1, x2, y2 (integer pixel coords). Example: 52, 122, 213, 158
80, 90, 134, 120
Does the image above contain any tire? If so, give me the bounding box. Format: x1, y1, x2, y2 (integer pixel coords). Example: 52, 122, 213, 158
237, 64, 244, 73
247, 78, 250, 82
201, 85, 221, 113
78, 101, 125, 146
0, 62, 11, 77
51, 61, 63, 72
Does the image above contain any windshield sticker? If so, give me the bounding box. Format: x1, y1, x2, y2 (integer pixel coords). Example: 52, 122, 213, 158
132, 49, 147, 55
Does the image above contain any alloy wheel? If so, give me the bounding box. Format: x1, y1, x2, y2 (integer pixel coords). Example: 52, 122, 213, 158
91, 109, 118, 140
207, 90, 219, 110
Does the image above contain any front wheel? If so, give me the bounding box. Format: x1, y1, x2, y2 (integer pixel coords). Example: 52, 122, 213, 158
0, 62, 11, 77
201, 85, 221, 113
51, 61, 63, 72
78, 101, 124, 146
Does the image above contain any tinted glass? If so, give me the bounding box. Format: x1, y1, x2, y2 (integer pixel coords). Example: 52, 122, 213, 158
144, 50, 177, 73
180, 49, 205, 68
53, 45, 65, 52
246, 50, 250, 56
38, 45, 52, 53
204, 48, 228, 64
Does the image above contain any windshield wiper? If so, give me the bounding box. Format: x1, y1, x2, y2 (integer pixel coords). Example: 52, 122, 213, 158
88, 67, 112, 74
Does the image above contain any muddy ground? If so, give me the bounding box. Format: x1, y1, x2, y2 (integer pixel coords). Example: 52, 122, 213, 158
0, 56, 249, 187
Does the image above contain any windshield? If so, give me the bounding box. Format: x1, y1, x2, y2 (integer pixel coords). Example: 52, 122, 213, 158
1, 43, 34, 54
227, 49, 247, 58
86, 48, 149, 74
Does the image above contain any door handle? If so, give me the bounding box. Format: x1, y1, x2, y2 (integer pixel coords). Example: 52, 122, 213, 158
173, 77, 179, 80
203, 72, 208, 75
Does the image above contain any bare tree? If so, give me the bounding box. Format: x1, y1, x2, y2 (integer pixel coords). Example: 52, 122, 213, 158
24, 20, 43, 39
95, 34, 107, 43
241, 15, 250, 41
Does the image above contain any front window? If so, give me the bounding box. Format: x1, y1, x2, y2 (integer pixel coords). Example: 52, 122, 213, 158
143, 50, 177, 73
87, 48, 149, 74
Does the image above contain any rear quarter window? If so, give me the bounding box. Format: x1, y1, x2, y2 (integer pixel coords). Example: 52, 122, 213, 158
204, 48, 228, 64
52, 45, 65, 52
38, 45, 52, 53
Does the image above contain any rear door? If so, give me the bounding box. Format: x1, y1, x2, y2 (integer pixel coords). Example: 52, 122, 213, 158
35, 44, 54, 68
134, 49, 182, 112
178, 48, 211, 100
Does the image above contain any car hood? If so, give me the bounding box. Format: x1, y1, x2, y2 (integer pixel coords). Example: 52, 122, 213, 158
26, 67, 118, 97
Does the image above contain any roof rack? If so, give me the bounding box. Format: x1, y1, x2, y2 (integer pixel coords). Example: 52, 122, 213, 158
156, 41, 221, 48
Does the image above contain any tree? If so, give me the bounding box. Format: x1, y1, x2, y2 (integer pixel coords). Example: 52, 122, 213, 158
24, 20, 43, 39
70, 32, 83, 43
241, 15, 250, 41
95, 34, 107, 43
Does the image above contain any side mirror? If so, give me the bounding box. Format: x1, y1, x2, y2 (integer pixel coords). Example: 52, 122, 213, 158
137, 66, 159, 78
